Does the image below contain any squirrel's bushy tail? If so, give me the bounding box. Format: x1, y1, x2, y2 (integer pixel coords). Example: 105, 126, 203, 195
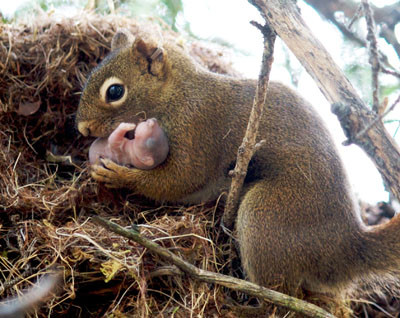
360, 214, 400, 281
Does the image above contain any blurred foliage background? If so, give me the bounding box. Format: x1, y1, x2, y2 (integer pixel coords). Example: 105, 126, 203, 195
2, 0, 184, 30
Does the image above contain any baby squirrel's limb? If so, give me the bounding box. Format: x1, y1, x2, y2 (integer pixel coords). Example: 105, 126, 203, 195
107, 122, 137, 164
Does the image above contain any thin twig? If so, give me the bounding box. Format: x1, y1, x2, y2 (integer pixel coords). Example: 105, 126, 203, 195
381, 66, 400, 79
222, 22, 276, 229
92, 216, 336, 318
348, 93, 400, 144
347, 4, 363, 30
379, 22, 400, 61
362, 0, 380, 113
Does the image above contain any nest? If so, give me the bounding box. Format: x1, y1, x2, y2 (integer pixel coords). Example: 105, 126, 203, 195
0, 11, 399, 318
0, 12, 240, 317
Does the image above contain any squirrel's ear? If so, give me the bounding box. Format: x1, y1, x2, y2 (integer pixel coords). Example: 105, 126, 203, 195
111, 29, 135, 51
133, 37, 165, 76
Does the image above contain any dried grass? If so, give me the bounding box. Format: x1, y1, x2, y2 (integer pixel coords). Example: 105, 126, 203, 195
0, 12, 238, 317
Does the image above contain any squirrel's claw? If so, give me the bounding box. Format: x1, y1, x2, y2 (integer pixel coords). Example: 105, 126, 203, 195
91, 158, 131, 187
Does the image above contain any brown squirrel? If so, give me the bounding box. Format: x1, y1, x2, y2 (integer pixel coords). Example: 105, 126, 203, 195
76, 29, 400, 316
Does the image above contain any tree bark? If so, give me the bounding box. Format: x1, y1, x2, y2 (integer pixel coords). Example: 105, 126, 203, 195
249, 0, 400, 200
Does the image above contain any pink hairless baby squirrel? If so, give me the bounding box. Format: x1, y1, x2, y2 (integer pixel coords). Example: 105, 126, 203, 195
89, 118, 169, 169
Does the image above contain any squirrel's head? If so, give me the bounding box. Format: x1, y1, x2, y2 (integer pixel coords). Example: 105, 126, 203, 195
76, 29, 175, 138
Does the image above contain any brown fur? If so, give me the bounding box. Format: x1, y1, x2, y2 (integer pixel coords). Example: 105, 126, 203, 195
76, 31, 400, 316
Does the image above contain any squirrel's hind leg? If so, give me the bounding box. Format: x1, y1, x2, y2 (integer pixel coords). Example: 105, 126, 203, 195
235, 179, 352, 317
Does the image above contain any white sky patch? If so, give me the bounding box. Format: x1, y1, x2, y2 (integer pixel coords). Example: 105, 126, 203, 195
0, 0, 27, 17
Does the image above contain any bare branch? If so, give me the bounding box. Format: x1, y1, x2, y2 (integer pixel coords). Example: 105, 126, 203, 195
222, 22, 276, 229
347, 4, 363, 30
92, 216, 336, 318
348, 94, 400, 144
381, 66, 400, 79
362, 0, 380, 113
379, 23, 400, 62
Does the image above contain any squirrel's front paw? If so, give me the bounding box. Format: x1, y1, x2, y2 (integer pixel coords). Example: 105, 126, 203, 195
91, 158, 133, 188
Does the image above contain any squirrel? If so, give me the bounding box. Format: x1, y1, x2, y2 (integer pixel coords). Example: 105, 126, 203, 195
76, 29, 400, 316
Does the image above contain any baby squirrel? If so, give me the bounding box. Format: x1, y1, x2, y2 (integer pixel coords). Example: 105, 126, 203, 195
89, 119, 169, 169
76, 29, 400, 316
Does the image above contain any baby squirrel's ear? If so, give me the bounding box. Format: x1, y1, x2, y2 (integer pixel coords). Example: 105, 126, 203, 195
111, 29, 135, 51
133, 36, 165, 77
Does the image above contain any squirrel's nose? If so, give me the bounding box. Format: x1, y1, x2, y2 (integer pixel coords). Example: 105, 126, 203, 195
77, 121, 91, 137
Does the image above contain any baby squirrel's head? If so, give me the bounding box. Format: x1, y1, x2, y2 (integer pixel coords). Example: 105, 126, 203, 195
76, 29, 174, 138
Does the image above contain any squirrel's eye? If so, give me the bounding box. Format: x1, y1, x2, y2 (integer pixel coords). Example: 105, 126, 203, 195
106, 84, 125, 102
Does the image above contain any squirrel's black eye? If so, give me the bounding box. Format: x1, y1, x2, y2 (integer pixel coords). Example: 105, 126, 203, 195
106, 84, 125, 102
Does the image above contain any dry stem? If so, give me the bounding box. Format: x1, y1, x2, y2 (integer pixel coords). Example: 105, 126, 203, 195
349, 94, 400, 143
222, 22, 276, 229
347, 4, 363, 30
92, 216, 336, 318
362, 0, 380, 113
